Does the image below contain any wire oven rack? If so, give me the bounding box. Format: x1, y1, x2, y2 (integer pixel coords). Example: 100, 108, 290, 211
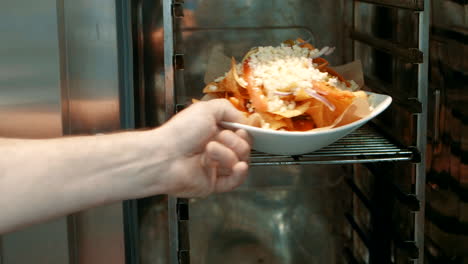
250, 126, 415, 166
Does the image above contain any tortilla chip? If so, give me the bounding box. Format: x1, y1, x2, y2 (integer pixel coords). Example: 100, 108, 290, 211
246, 113, 262, 127
294, 88, 312, 101
306, 102, 332, 127
261, 113, 289, 130
203, 82, 225, 93
273, 101, 311, 118
248, 112, 290, 130
229, 97, 247, 112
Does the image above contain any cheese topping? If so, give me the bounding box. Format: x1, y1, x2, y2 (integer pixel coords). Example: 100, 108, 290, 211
244, 44, 349, 112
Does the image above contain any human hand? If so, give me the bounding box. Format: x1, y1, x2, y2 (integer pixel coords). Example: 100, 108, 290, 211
141, 99, 252, 198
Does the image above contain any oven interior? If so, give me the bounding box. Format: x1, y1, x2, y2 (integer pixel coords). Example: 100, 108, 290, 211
123, 0, 466, 264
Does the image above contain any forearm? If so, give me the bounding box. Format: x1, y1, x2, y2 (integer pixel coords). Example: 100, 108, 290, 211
0, 129, 170, 234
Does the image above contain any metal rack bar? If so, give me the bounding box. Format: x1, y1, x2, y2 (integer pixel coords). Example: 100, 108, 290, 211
350, 0, 430, 261
364, 75, 422, 114
346, 213, 371, 249
345, 175, 419, 259
344, 247, 366, 264
250, 126, 414, 166
350, 30, 423, 63
364, 163, 421, 211
347, 176, 420, 259
346, 178, 374, 211
355, 0, 424, 11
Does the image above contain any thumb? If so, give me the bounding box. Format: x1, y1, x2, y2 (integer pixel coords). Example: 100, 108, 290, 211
206, 99, 248, 124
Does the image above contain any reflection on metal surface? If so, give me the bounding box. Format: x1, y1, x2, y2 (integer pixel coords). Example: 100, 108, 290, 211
0, 1, 62, 139
58, 0, 125, 264
138, 196, 170, 264
0, 1, 69, 264
60, 0, 121, 134
189, 165, 350, 264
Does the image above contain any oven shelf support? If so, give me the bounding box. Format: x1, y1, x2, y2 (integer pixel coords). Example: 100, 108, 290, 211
414, 0, 430, 262
356, 0, 424, 11
164, 1, 191, 264
350, 31, 423, 63
364, 75, 422, 114
351, 0, 430, 263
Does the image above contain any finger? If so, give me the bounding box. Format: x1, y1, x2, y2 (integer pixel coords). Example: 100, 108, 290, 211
205, 141, 239, 169
235, 129, 253, 146
215, 130, 251, 162
215, 162, 249, 193
207, 99, 248, 124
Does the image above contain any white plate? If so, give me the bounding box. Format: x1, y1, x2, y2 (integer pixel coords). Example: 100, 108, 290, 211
222, 92, 392, 155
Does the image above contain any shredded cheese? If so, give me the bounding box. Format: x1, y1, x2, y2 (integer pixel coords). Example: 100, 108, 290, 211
244, 44, 348, 112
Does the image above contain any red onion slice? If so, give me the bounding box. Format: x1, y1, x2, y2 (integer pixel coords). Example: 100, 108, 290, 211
324, 46, 336, 56
306, 89, 336, 111
311, 46, 330, 59
274, 91, 293, 96
315, 89, 329, 96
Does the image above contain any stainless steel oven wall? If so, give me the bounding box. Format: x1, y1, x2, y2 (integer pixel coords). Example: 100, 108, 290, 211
0, 1, 68, 264
59, 1, 127, 264
0, 0, 128, 264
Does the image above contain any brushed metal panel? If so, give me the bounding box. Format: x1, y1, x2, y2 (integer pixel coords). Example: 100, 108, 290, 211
59, 0, 126, 264
61, 0, 121, 134
0, 1, 62, 138
2, 220, 69, 264
0, 1, 70, 264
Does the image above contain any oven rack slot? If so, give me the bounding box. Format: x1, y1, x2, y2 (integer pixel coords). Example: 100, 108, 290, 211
346, 213, 372, 250
347, 176, 420, 258
346, 212, 417, 263
250, 126, 414, 166
350, 30, 423, 63
355, 0, 424, 11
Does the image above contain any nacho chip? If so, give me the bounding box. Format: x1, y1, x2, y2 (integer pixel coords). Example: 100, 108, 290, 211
248, 112, 290, 130
294, 88, 312, 101
203, 82, 224, 93
273, 101, 311, 118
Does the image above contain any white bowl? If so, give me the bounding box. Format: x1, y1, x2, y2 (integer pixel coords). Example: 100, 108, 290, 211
222, 92, 392, 155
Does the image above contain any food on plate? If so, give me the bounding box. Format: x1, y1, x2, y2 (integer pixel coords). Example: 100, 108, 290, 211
197, 38, 369, 131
